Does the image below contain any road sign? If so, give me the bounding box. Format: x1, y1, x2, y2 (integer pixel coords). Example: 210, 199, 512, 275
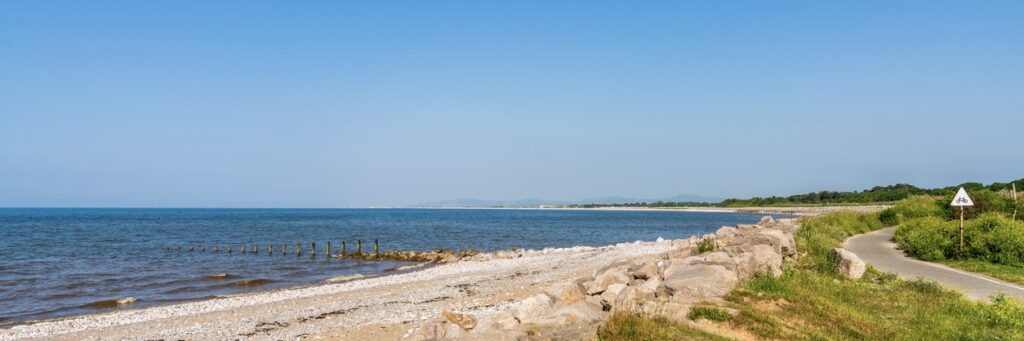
951, 187, 974, 207
951, 187, 974, 253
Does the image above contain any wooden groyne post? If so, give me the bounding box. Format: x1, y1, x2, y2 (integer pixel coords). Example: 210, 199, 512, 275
374, 239, 379, 258
312, 242, 316, 256
268, 244, 273, 254
341, 241, 346, 257
326, 241, 331, 257
282, 244, 287, 255
356, 240, 362, 255
297, 242, 302, 256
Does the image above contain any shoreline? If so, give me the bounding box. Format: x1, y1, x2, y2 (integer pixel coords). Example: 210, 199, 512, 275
0, 206, 884, 340
0, 239, 682, 340
408, 205, 888, 216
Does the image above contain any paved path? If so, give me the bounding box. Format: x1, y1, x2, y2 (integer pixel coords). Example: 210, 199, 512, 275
845, 227, 1024, 301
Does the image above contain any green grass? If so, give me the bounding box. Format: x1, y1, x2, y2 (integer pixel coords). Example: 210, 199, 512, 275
597, 312, 733, 341
687, 306, 733, 322
723, 268, 1024, 340
941, 259, 1024, 286
597, 211, 1024, 340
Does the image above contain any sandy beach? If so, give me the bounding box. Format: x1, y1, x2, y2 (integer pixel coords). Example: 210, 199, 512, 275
0, 240, 680, 340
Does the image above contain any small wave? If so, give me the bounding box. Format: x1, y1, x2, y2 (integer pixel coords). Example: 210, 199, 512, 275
204, 273, 236, 280
45, 293, 80, 300
83, 297, 138, 309
231, 278, 272, 287
322, 274, 365, 283
390, 263, 430, 272
162, 286, 200, 294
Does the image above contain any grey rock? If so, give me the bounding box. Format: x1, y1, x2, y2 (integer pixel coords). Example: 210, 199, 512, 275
830, 248, 866, 279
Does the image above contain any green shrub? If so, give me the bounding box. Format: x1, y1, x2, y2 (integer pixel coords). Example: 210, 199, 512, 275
880, 195, 945, 225
687, 306, 733, 322
897, 212, 1024, 265
967, 213, 1024, 265
697, 238, 715, 253
893, 216, 957, 261
981, 294, 1024, 329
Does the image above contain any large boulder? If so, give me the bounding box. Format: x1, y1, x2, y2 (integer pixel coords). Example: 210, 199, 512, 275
731, 244, 783, 282
586, 267, 631, 295
669, 252, 737, 276
830, 248, 866, 279
758, 215, 776, 226
512, 294, 553, 321
637, 277, 661, 298
633, 261, 662, 280
600, 283, 628, 308
666, 246, 697, 261
724, 229, 796, 258
715, 226, 739, 245
658, 264, 738, 302
442, 310, 477, 331
520, 300, 606, 327
545, 282, 588, 307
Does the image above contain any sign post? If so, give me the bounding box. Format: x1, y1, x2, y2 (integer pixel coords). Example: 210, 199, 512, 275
950, 187, 974, 254
1013, 183, 1018, 222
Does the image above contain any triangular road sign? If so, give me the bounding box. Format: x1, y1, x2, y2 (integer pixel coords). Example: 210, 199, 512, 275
951, 187, 974, 207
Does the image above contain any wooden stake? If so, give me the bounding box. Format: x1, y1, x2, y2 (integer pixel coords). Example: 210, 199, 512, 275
268, 244, 273, 254
341, 241, 347, 257
228, 245, 232, 254
297, 243, 302, 256
959, 206, 965, 254
1013, 183, 1018, 221
282, 244, 287, 255
312, 242, 316, 256
254, 244, 259, 255
356, 240, 362, 255
374, 239, 379, 258
326, 241, 331, 257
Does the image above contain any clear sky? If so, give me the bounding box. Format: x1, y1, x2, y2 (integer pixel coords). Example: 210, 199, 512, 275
1, 1, 1022, 208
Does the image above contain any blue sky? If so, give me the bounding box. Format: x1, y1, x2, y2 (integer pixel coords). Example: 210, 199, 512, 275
1, 1, 1022, 207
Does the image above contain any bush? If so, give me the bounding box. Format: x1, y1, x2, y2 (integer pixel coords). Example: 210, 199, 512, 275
880, 195, 946, 225
982, 294, 1024, 329
896, 212, 1024, 265
697, 238, 715, 253
893, 217, 958, 261
968, 213, 1024, 265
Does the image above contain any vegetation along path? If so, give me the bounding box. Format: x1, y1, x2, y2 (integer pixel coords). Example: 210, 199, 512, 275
846, 227, 1024, 301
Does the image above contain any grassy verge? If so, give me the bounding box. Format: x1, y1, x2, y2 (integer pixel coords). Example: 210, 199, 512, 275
597, 211, 1024, 340
597, 312, 732, 341
941, 259, 1024, 286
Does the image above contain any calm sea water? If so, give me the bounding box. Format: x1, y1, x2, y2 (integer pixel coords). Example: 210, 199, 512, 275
0, 208, 779, 325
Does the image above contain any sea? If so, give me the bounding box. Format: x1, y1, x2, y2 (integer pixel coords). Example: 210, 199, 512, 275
0, 208, 783, 325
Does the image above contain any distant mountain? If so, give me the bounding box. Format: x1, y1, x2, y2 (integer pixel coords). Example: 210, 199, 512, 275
414, 194, 722, 208
413, 198, 557, 208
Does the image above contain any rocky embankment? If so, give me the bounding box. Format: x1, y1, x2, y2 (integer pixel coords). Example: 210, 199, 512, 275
408, 216, 800, 340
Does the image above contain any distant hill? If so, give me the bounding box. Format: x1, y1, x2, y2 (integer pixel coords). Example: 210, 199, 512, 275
718, 178, 1024, 207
